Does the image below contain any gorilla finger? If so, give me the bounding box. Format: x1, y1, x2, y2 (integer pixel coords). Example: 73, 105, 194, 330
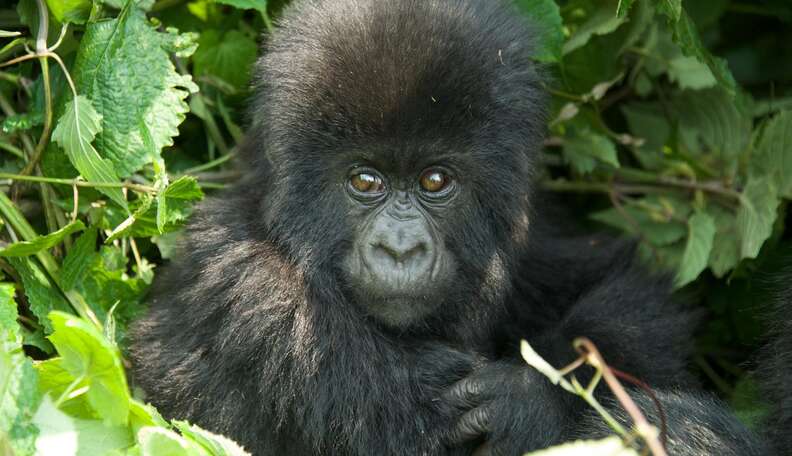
446, 405, 493, 446
443, 375, 488, 408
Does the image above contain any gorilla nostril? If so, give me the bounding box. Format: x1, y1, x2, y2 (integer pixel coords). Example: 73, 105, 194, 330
375, 241, 427, 263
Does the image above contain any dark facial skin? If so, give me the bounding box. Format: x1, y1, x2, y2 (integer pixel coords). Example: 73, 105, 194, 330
342, 166, 458, 327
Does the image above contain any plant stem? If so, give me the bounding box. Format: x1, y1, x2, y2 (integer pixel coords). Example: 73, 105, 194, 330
180, 152, 235, 175
0, 141, 25, 158
19, 56, 53, 177
34, 0, 49, 54
0, 173, 157, 193
616, 168, 741, 200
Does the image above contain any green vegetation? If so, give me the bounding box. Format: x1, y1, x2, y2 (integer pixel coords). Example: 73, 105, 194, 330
0, 0, 790, 454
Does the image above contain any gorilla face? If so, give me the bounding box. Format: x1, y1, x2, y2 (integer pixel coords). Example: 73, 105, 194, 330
251, 0, 546, 330
341, 164, 458, 326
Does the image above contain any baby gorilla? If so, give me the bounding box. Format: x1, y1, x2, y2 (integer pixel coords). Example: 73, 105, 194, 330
131, 0, 768, 454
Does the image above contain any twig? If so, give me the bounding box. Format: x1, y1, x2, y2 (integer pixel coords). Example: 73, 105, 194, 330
0, 172, 156, 193
575, 338, 668, 456
180, 151, 236, 175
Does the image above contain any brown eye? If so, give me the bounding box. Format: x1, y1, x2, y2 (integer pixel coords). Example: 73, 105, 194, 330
350, 173, 385, 193
419, 170, 451, 193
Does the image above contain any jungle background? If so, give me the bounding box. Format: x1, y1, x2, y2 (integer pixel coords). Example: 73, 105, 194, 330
0, 0, 791, 454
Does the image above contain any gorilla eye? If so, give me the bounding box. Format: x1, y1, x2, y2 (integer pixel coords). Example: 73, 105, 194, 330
419, 170, 452, 194
350, 172, 385, 194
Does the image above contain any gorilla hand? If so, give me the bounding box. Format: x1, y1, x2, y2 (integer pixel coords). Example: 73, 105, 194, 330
443, 362, 569, 455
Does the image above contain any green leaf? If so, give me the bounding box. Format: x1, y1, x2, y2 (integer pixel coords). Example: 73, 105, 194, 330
163, 176, 204, 200
655, 0, 682, 22
675, 211, 716, 287
47, 311, 130, 426
0, 221, 85, 258
563, 8, 626, 55
157, 176, 204, 232
70, 6, 198, 177
52, 96, 128, 210
736, 177, 780, 259
45, 0, 91, 24
137, 427, 205, 456
61, 229, 99, 291
668, 56, 717, 90
213, 0, 266, 14
750, 110, 792, 198
563, 131, 619, 174
32, 395, 133, 456
173, 421, 251, 456
0, 283, 41, 455
666, 11, 737, 96
706, 205, 740, 278
591, 200, 687, 247
514, 0, 564, 63
672, 89, 752, 165
193, 29, 258, 91
7, 258, 72, 333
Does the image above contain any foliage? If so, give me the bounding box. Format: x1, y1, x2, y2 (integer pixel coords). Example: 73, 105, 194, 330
0, 0, 789, 454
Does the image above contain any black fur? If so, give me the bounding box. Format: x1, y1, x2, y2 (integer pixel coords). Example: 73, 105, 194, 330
131, 0, 766, 454
761, 268, 792, 455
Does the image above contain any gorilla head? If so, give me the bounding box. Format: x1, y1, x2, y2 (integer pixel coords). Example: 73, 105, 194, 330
247, 0, 545, 327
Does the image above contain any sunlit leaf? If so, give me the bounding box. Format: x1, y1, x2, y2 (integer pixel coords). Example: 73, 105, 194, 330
52, 97, 128, 210
0, 221, 85, 258
675, 211, 716, 287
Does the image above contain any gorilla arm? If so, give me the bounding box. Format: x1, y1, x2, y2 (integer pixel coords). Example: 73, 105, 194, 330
441, 239, 770, 455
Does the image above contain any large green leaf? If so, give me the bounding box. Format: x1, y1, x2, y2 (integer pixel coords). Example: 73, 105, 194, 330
672, 89, 752, 166
665, 10, 737, 95
675, 211, 716, 287
514, 0, 564, 63
736, 177, 780, 259
0, 283, 40, 455
750, 110, 792, 198
0, 221, 85, 258
32, 395, 133, 456
52, 97, 128, 210
47, 312, 131, 426
70, 6, 198, 177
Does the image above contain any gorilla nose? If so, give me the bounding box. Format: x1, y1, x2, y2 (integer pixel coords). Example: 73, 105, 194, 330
375, 239, 427, 264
